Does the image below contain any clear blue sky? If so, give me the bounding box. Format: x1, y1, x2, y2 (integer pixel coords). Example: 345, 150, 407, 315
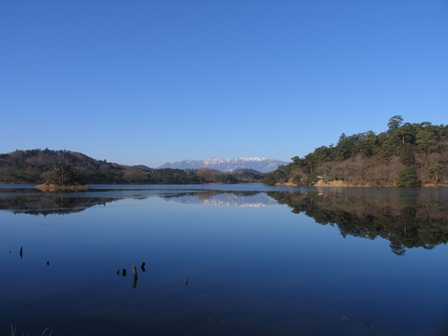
1, 0, 447, 168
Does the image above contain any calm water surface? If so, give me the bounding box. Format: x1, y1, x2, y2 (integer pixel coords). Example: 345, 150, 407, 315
1, 185, 447, 335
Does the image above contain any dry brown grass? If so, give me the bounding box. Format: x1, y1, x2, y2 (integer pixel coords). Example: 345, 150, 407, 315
314, 180, 358, 187
275, 182, 297, 186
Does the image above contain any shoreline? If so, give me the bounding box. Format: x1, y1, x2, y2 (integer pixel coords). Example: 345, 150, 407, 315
274, 181, 448, 188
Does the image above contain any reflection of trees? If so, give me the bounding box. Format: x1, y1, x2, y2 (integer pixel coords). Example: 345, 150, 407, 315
0, 195, 119, 216
52, 197, 76, 210
389, 241, 406, 256
267, 192, 448, 255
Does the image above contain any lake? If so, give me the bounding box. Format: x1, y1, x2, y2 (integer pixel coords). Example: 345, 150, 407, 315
1, 184, 447, 336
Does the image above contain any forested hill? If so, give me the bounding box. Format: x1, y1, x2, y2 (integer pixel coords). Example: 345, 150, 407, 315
0, 149, 127, 172
0, 149, 198, 184
0, 149, 265, 184
264, 116, 448, 187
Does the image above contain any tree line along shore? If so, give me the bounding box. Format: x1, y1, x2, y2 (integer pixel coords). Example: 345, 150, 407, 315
1, 116, 447, 188
264, 116, 448, 187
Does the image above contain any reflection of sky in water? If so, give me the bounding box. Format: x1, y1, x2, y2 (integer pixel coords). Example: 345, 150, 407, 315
1, 189, 448, 335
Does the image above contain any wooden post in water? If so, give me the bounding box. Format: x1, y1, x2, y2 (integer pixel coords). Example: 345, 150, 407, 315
132, 265, 138, 289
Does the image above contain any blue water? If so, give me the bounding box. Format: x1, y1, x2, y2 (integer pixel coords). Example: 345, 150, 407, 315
1, 185, 447, 335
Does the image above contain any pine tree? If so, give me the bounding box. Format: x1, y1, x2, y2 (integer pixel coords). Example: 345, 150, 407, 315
50, 163, 80, 186
397, 167, 420, 187
399, 144, 415, 166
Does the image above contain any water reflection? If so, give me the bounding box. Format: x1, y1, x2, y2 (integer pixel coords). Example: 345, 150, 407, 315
268, 191, 448, 255
0, 195, 119, 215
162, 190, 277, 207
162, 189, 448, 255
365, 316, 372, 329
2, 189, 447, 255
2, 187, 448, 335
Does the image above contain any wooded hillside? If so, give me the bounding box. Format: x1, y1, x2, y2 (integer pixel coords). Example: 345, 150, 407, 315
0, 149, 264, 184
0, 149, 201, 184
264, 116, 448, 187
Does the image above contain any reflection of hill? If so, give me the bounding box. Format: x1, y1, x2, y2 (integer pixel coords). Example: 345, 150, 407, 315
268, 191, 448, 255
0, 195, 119, 216
163, 191, 277, 208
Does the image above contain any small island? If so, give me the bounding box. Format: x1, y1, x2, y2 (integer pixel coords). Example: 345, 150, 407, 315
36, 163, 88, 192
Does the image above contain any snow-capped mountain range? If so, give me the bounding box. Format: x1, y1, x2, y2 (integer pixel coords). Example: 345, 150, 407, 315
157, 157, 287, 173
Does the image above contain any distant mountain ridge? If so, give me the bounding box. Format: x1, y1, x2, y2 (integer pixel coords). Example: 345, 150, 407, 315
157, 157, 287, 173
